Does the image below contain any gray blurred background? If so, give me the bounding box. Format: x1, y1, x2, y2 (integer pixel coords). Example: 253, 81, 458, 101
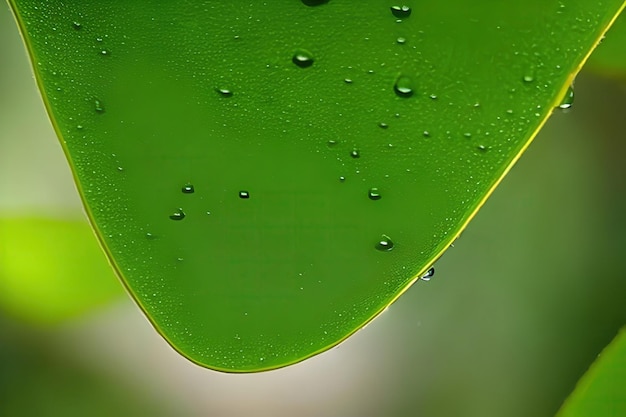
1, 4, 625, 417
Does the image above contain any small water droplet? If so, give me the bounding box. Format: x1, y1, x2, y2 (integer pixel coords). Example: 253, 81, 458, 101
77, 125, 84, 130
146, 232, 157, 240
350, 149, 360, 158
477, 144, 489, 152
394, 75, 414, 98
423, 131, 431, 137
94, 99, 105, 113
301, 0, 329, 5
72, 21, 82, 30
327, 139, 338, 147
216, 88, 233, 97
182, 184, 195, 194
558, 85, 574, 109
100, 49, 110, 56
368, 188, 381, 200
375, 235, 394, 251
239, 191, 250, 199
169, 209, 186, 221
378, 122, 389, 129
523, 74, 534, 83
420, 267, 435, 281
390, 5, 412, 18
344, 78, 353, 84
463, 132, 472, 138
339, 176, 346, 182
292, 50, 314, 68
396, 37, 407, 44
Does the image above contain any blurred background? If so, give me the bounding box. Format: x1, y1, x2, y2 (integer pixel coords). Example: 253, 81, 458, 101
1, 3, 625, 417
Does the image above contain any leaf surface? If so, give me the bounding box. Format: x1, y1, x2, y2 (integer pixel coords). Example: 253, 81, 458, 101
6, 0, 624, 371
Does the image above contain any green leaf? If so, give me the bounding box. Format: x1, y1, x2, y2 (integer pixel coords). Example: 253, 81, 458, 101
557, 328, 626, 417
0, 217, 122, 323
6, 1, 624, 371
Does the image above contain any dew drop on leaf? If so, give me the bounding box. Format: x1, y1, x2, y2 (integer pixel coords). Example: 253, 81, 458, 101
394, 75, 414, 98
182, 184, 195, 194
350, 149, 360, 158
390, 5, 412, 19
94, 99, 105, 113
396, 36, 407, 44
72, 21, 81, 30
292, 50, 314, 68
375, 235, 394, 251
239, 191, 250, 199
368, 188, 382, 200
169, 209, 186, 221
216, 88, 233, 97
420, 267, 435, 281
558, 85, 575, 109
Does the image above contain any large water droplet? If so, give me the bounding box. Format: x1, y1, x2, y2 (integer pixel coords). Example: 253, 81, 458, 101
396, 37, 407, 45
394, 75, 414, 98
239, 191, 250, 199
182, 184, 195, 194
292, 50, 314, 68
421, 267, 435, 281
558, 86, 574, 109
169, 209, 186, 221
368, 188, 381, 200
390, 5, 412, 18
375, 235, 394, 251
522, 74, 534, 83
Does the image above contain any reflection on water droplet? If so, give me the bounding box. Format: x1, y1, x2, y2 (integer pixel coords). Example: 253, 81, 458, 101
558, 86, 574, 109
368, 188, 381, 200
344, 78, 353, 84
182, 184, 195, 194
339, 176, 346, 182
378, 122, 389, 129
523, 75, 534, 83
239, 191, 250, 199
216, 88, 233, 97
350, 149, 360, 158
146, 232, 157, 240
423, 131, 431, 137
394, 75, 414, 98
396, 37, 407, 44
376, 235, 394, 251
301, 0, 329, 5
72, 21, 82, 30
292, 50, 314, 68
169, 209, 186, 221
421, 267, 435, 281
94, 99, 105, 113
390, 5, 412, 18
327, 139, 338, 147
100, 49, 110, 56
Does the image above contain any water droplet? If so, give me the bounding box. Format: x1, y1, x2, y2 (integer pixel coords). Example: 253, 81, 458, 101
368, 188, 381, 200
423, 131, 431, 137
216, 88, 233, 97
523, 74, 534, 83
146, 232, 157, 240
420, 267, 435, 281
339, 176, 346, 182
344, 78, 353, 84
375, 235, 394, 251
390, 5, 412, 18
100, 49, 110, 56
182, 184, 195, 194
396, 37, 407, 44
463, 132, 472, 138
350, 149, 360, 158
94, 99, 105, 113
301, 0, 329, 5
72, 21, 82, 30
327, 139, 338, 147
292, 50, 314, 68
477, 144, 489, 152
558, 86, 574, 109
239, 191, 250, 199
394, 75, 414, 98
169, 209, 186, 221
378, 122, 389, 129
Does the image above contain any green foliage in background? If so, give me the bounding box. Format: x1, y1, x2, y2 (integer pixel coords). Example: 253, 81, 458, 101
558, 328, 626, 417
5, 0, 625, 374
